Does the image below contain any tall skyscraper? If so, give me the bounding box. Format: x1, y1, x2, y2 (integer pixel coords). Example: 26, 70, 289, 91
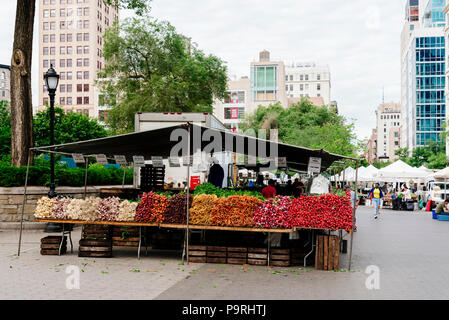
37, 0, 119, 120
376, 102, 402, 162
401, 0, 446, 152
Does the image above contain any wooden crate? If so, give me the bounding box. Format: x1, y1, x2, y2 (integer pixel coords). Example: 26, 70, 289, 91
82, 225, 111, 240
40, 236, 67, 255
227, 247, 247, 265
206, 246, 226, 264
315, 235, 340, 271
188, 245, 207, 263
248, 247, 268, 266
269, 248, 291, 267
78, 239, 112, 258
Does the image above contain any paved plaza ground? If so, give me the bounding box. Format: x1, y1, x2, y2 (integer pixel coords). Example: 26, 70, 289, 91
1, 206, 448, 300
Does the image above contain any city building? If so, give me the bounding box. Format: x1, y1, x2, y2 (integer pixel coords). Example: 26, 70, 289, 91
285, 63, 331, 105
401, 0, 446, 153
213, 76, 250, 132
213, 50, 334, 130
366, 129, 378, 165
376, 103, 402, 162
250, 50, 288, 110
37, 0, 119, 120
0, 64, 11, 103
443, 2, 449, 155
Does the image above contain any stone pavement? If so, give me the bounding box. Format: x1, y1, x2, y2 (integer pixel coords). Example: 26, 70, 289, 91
1, 206, 448, 299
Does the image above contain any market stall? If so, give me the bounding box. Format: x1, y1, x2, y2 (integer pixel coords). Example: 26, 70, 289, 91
18, 123, 359, 270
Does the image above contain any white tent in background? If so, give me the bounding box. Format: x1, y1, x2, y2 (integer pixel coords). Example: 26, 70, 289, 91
358, 165, 378, 182
432, 167, 449, 180
418, 165, 434, 174
330, 167, 355, 182
376, 160, 429, 181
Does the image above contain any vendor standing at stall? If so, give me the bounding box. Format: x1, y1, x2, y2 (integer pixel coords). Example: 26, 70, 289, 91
369, 183, 384, 220
262, 179, 277, 199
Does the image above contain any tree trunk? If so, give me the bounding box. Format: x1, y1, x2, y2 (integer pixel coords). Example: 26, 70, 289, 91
10, 0, 35, 167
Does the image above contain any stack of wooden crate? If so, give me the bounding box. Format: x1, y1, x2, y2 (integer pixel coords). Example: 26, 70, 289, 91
206, 246, 227, 264
247, 248, 268, 266
188, 245, 207, 263
40, 236, 67, 256
79, 225, 112, 258
112, 226, 140, 247
315, 235, 340, 271
269, 248, 291, 267
227, 247, 247, 265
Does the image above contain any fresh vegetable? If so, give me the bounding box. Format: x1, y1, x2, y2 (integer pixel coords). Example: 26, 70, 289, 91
34, 197, 55, 219
164, 193, 192, 224
189, 194, 217, 225
254, 196, 293, 229
210, 195, 262, 227
135, 192, 168, 223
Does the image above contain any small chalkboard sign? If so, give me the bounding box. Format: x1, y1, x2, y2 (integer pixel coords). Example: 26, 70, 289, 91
169, 157, 181, 167
133, 156, 145, 167
151, 156, 164, 167
114, 155, 127, 166
72, 154, 85, 164
95, 154, 108, 165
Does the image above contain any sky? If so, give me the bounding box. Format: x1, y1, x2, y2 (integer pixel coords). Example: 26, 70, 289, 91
0, 0, 405, 140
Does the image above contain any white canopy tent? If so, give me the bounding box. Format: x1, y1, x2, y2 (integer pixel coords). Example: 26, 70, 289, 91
376, 160, 429, 183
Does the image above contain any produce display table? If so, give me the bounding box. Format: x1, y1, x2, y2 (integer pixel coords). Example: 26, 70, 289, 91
35, 218, 346, 265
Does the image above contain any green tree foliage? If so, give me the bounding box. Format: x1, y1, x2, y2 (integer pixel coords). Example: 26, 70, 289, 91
33, 107, 108, 147
0, 101, 11, 157
104, 0, 151, 16
98, 15, 228, 134
394, 141, 448, 170
0, 106, 107, 158
240, 99, 357, 156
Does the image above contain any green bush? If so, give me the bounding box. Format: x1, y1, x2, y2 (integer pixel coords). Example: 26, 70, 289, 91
0, 164, 134, 187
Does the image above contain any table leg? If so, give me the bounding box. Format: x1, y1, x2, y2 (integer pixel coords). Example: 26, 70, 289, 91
304, 230, 315, 267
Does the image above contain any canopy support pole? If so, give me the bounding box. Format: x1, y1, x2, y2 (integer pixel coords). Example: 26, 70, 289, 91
348, 159, 359, 271
122, 165, 126, 189
83, 158, 88, 199
185, 123, 192, 264
18, 149, 32, 256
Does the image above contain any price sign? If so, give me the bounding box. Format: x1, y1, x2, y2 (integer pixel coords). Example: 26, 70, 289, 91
182, 155, 193, 167
308, 157, 322, 174
114, 155, 127, 166
168, 157, 180, 167
72, 154, 85, 164
276, 157, 287, 168
95, 154, 108, 165
133, 156, 145, 167
151, 156, 164, 167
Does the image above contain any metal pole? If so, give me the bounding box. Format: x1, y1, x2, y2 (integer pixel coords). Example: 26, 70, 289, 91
83, 158, 88, 200
348, 159, 359, 271
122, 165, 126, 188
18, 150, 32, 256
48, 90, 57, 198
185, 123, 192, 264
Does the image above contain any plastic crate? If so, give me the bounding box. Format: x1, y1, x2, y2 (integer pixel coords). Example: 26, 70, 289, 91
432, 210, 438, 220
438, 215, 449, 221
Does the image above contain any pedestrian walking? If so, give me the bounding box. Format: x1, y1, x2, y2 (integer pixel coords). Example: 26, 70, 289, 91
369, 183, 384, 219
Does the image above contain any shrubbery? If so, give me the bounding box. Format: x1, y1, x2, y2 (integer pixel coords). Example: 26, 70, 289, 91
0, 163, 134, 187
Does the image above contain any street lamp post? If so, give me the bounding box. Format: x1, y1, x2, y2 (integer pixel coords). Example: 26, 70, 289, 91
44, 65, 60, 233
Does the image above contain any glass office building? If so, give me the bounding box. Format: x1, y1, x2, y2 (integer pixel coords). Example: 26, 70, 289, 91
415, 36, 445, 146
422, 0, 446, 27
250, 65, 278, 102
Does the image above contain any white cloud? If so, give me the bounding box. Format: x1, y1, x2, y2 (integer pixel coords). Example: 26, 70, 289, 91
0, 0, 404, 141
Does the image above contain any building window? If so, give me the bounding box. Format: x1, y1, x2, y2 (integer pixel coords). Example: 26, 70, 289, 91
43, 34, 49, 43
77, 33, 83, 41
289, 85, 293, 91
77, 84, 83, 92
60, 97, 66, 105
84, 97, 89, 104
289, 75, 293, 81
305, 75, 309, 81
67, 84, 72, 92
67, 72, 72, 80
84, 33, 89, 41
84, 71, 89, 79
50, 22, 56, 30
83, 58, 89, 67
84, 84, 89, 92
84, 8, 89, 16
60, 59, 65, 68
77, 46, 82, 54
43, 47, 49, 55
317, 84, 321, 91
43, 22, 49, 30
60, 46, 66, 54
67, 46, 73, 54
84, 20, 89, 28
317, 74, 321, 81
60, 72, 66, 80
50, 47, 55, 55
43, 60, 49, 68
77, 58, 82, 67
67, 34, 73, 42
67, 97, 72, 105
60, 84, 66, 93
84, 46, 89, 54
77, 97, 83, 105
50, 34, 56, 42
300, 75, 304, 81
67, 59, 72, 67
77, 72, 83, 80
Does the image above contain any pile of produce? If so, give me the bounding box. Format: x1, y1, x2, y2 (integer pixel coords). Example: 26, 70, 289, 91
288, 194, 353, 231
254, 196, 293, 229
164, 193, 192, 224
135, 192, 168, 223
194, 183, 264, 200
34, 197, 54, 219
210, 195, 262, 227
189, 194, 217, 225
116, 200, 138, 222
51, 197, 72, 220
97, 197, 121, 221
